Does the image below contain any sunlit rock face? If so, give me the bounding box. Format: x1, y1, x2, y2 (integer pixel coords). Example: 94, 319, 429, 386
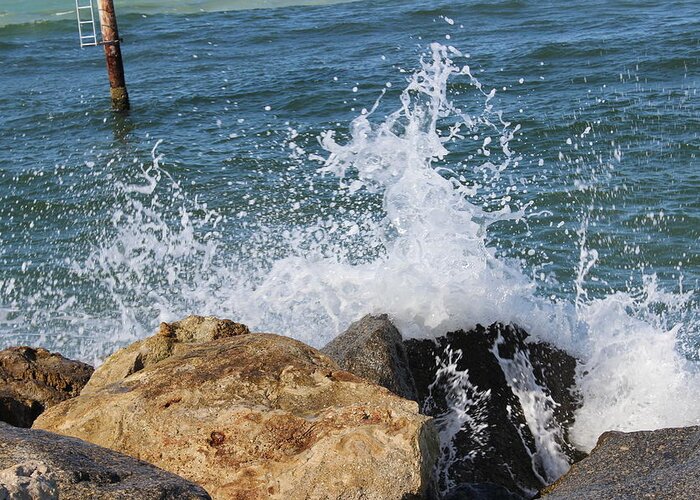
34, 316, 438, 500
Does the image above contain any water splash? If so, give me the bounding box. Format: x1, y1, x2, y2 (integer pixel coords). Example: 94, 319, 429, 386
491, 336, 570, 483
570, 278, 700, 450
1, 40, 698, 457
574, 212, 598, 311
424, 347, 490, 494
76, 141, 224, 348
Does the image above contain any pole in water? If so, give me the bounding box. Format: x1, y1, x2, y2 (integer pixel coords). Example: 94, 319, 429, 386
97, 0, 129, 111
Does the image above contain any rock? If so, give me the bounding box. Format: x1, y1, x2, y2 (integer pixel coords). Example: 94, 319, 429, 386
322, 314, 418, 401
0, 421, 210, 499
82, 315, 249, 394
442, 482, 526, 500
0, 459, 58, 500
0, 346, 94, 427
526, 342, 581, 451
404, 323, 581, 498
541, 426, 700, 499
35, 321, 438, 499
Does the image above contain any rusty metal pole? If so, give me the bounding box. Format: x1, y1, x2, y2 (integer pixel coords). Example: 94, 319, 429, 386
97, 0, 129, 111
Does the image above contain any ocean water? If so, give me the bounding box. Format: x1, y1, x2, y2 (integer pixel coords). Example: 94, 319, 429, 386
1, 0, 698, 468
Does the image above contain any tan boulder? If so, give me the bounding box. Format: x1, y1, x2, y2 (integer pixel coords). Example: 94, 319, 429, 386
35, 318, 437, 499
82, 315, 249, 394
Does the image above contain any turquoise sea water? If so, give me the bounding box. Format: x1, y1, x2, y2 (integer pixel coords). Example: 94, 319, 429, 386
1, 0, 699, 456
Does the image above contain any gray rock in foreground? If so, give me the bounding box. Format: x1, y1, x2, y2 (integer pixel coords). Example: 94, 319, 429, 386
0, 422, 210, 499
322, 313, 418, 401
542, 426, 700, 499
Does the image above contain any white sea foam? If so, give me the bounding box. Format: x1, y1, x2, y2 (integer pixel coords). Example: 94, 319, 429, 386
491, 336, 570, 483
569, 281, 700, 450
3, 40, 698, 467
88, 43, 699, 459
426, 347, 490, 495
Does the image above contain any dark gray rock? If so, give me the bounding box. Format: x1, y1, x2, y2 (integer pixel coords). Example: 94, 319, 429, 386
322, 314, 418, 401
0, 422, 211, 499
404, 323, 582, 498
443, 482, 526, 499
541, 426, 700, 499
324, 316, 584, 499
527, 342, 586, 464
0, 346, 93, 427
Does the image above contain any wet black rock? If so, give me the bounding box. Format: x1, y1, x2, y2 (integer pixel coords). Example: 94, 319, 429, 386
541, 426, 700, 499
404, 323, 582, 499
323, 317, 583, 499
442, 482, 526, 500
322, 314, 418, 401
0, 422, 211, 499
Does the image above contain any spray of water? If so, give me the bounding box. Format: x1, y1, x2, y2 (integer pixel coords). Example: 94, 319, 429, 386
490, 336, 570, 483
1, 41, 698, 463
74, 141, 224, 350
424, 347, 490, 494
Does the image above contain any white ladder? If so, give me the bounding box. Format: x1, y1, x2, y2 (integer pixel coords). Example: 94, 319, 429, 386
75, 0, 98, 48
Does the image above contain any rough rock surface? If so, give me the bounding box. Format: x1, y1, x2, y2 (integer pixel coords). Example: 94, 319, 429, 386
542, 426, 700, 499
0, 346, 93, 427
82, 315, 249, 394
442, 482, 525, 500
322, 314, 418, 401
35, 319, 437, 500
0, 421, 210, 499
404, 323, 581, 498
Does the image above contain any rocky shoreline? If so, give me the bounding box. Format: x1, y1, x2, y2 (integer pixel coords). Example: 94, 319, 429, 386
1, 314, 697, 499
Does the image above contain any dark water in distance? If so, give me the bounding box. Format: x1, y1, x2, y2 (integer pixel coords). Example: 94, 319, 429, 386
0, 0, 699, 453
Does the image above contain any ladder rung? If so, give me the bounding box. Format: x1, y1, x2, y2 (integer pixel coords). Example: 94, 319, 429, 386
75, 0, 96, 48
